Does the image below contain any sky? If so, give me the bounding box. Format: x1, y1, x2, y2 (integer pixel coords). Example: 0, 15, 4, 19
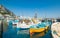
0, 0, 60, 18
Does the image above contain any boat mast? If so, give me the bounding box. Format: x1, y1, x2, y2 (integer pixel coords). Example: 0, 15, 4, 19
34, 8, 38, 19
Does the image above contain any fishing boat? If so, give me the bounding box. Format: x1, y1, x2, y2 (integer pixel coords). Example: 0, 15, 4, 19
17, 20, 34, 34
30, 22, 49, 36
17, 17, 35, 29
51, 22, 60, 38
30, 19, 51, 37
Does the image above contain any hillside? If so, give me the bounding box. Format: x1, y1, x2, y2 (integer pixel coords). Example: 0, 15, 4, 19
0, 5, 15, 16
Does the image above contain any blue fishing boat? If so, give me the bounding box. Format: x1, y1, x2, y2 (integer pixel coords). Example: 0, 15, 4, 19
30, 20, 52, 37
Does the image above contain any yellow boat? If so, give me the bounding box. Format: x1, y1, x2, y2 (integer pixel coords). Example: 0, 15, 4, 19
30, 26, 49, 36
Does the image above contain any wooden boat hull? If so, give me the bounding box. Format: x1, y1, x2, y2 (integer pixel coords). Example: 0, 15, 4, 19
30, 26, 48, 36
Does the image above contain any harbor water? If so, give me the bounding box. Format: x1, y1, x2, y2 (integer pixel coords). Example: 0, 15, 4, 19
3, 28, 52, 38
2, 20, 53, 38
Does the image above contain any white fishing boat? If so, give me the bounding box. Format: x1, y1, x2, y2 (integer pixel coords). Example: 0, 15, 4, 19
18, 21, 30, 28
51, 22, 60, 38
